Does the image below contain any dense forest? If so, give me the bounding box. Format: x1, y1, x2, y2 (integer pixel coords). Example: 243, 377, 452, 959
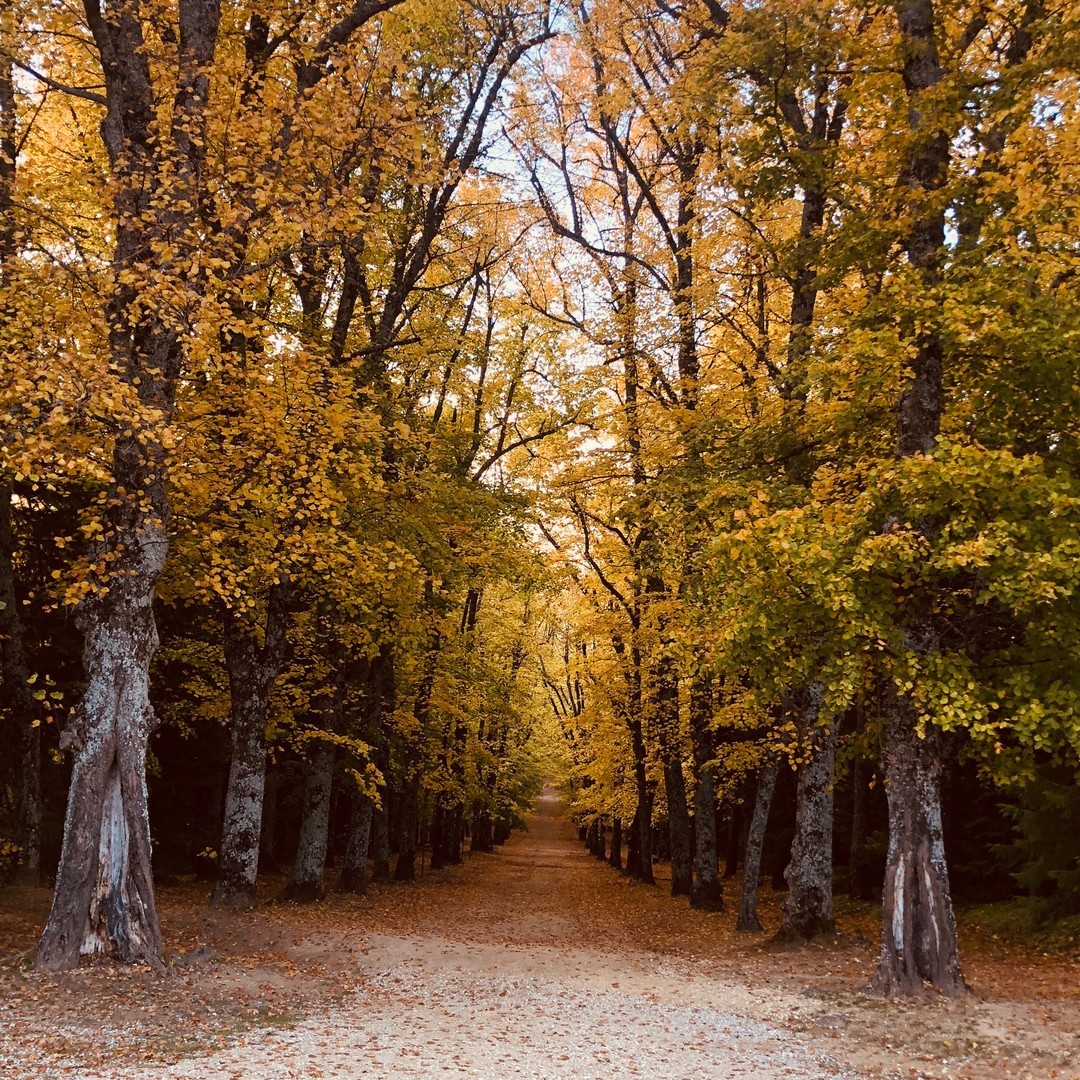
0, 0, 1077, 1003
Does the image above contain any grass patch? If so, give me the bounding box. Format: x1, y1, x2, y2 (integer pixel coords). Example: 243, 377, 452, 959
958, 897, 1080, 955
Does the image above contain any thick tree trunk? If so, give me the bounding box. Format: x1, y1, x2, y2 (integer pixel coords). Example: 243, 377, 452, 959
36, 536, 165, 970
607, 816, 622, 871
662, 757, 692, 897
737, 759, 779, 933
0, 485, 40, 885
280, 743, 335, 903
871, 683, 966, 997
779, 687, 838, 941
871, 0, 968, 999
211, 590, 289, 908
337, 788, 373, 894
35, 0, 222, 971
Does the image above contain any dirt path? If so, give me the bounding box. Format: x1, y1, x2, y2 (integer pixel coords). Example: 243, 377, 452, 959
3, 790, 1077, 1078
99, 790, 854, 1079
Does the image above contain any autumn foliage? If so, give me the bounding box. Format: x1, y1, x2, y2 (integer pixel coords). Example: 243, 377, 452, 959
0, 0, 1077, 998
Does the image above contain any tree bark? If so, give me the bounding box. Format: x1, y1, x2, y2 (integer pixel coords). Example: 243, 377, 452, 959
662, 755, 692, 897
211, 587, 289, 908
690, 674, 722, 910
36, 564, 165, 969
737, 759, 779, 933
779, 686, 838, 941
337, 788, 373, 894
871, 693, 965, 996
280, 743, 335, 903
653, 643, 691, 897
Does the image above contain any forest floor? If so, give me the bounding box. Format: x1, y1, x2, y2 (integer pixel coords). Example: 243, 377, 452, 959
1, 792, 1078, 1079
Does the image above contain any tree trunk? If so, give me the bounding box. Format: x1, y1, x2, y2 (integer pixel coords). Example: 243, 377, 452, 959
653, 647, 691, 897
0, 484, 40, 885
36, 554, 165, 970
689, 674, 722, 910
870, 0, 967, 999
211, 590, 289, 908
280, 743, 335, 903
737, 759, 779, 933
337, 788, 373, 894
34, 0, 222, 972
663, 757, 692, 897
780, 687, 838, 941
691, 769, 722, 911
871, 685, 966, 997
607, 816, 622, 871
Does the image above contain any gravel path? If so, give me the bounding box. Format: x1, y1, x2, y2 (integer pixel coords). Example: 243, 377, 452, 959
86, 791, 857, 1079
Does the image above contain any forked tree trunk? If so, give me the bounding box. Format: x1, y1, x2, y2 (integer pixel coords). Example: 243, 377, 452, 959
338, 788, 373, 894
36, 530, 166, 970
34, 0, 221, 972
780, 687, 838, 941
737, 759, 778, 933
211, 589, 289, 908
871, 682, 966, 997
280, 743, 335, 903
